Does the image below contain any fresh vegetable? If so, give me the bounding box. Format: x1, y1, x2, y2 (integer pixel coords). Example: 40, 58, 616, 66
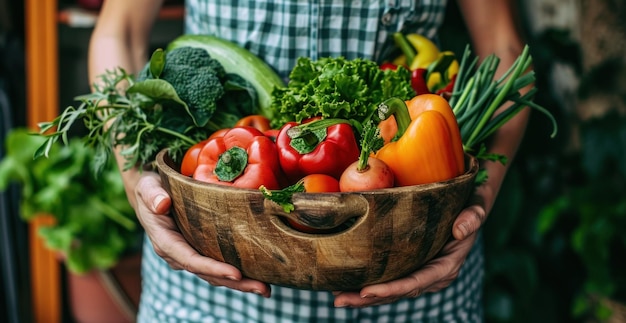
411, 68, 431, 95
260, 174, 340, 233
193, 126, 283, 189
339, 121, 394, 192
167, 34, 286, 119
259, 174, 339, 213
259, 181, 304, 213
375, 96, 465, 186
449, 44, 558, 155
234, 114, 280, 140
0, 129, 139, 274
302, 174, 341, 193
392, 32, 441, 71
138, 47, 259, 131
268, 56, 415, 128
263, 129, 280, 142
387, 32, 458, 96
180, 139, 211, 176
36, 45, 264, 174
234, 114, 273, 133
427, 51, 459, 93
275, 118, 360, 182
379, 62, 399, 71
379, 94, 465, 175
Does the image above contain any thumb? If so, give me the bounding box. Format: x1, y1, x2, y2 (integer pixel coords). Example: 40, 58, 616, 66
452, 204, 486, 240
136, 173, 171, 214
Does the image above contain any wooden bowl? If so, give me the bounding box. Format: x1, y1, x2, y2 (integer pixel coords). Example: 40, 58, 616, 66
155, 149, 479, 291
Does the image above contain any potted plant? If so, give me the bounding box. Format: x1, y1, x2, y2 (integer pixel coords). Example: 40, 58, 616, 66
0, 128, 143, 323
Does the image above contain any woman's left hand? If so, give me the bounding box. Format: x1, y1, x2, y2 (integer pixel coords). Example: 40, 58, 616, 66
332, 193, 487, 308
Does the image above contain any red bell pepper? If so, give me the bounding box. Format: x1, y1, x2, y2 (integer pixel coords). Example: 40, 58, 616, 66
275, 118, 360, 182
193, 126, 284, 189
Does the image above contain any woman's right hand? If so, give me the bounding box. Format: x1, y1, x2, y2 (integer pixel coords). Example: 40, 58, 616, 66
133, 171, 272, 298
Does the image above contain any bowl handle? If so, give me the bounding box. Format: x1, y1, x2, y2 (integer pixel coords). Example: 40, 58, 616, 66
264, 193, 369, 231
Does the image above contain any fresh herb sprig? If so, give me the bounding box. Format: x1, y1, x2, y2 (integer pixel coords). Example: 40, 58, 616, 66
35, 68, 211, 175
450, 44, 558, 153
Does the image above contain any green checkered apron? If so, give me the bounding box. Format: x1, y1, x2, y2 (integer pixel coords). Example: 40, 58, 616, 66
139, 0, 484, 322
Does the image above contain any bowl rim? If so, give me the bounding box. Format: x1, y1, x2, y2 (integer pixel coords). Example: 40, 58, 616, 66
155, 148, 479, 195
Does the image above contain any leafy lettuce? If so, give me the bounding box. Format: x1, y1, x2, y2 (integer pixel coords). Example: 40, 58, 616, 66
269, 56, 415, 128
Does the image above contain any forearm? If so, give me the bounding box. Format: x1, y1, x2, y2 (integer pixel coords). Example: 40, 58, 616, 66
87, 0, 165, 207
456, 0, 530, 214
88, 0, 164, 79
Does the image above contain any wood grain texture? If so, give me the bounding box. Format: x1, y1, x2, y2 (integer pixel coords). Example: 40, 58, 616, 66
157, 149, 479, 291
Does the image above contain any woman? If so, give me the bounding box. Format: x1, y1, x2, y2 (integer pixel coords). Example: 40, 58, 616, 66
89, 0, 529, 321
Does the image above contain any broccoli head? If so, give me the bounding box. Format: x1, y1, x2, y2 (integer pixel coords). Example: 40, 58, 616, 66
134, 46, 258, 128
167, 65, 224, 113
165, 47, 226, 80
135, 47, 229, 126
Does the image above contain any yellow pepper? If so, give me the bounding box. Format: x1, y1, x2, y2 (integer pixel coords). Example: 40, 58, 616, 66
375, 94, 465, 186
427, 51, 459, 92
405, 33, 441, 70
392, 32, 440, 70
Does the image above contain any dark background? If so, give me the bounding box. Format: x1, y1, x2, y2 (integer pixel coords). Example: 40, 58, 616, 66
1, 1, 624, 322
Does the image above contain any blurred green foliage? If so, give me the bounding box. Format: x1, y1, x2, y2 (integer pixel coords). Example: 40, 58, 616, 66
0, 129, 142, 274
441, 2, 626, 322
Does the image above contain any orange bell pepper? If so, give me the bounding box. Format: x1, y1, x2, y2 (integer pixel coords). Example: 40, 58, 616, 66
375, 95, 465, 186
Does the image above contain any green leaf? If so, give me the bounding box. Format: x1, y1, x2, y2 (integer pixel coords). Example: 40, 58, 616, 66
1, 128, 141, 273
260, 181, 306, 213
536, 196, 568, 234
149, 48, 166, 78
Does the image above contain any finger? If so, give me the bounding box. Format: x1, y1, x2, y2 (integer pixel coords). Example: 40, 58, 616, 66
334, 236, 478, 308
195, 274, 272, 298
153, 233, 271, 297
135, 173, 171, 214
452, 204, 486, 240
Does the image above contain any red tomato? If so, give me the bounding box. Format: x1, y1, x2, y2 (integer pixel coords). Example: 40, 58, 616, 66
180, 139, 210, 176
302, 174, 340, 192
235, 115, 272, 132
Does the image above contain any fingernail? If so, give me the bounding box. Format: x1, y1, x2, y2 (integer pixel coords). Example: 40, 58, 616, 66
225, 276, 239, 281
335, 303, 347, 308
456, 223, 469, 239
361, 293, 375, 299
251, 289, 264, 296
153, 195, 166, 210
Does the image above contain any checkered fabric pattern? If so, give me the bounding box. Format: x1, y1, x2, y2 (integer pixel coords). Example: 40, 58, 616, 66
138, 0, 486, 321
185, 0, 449, 79
138, 233, 483, 322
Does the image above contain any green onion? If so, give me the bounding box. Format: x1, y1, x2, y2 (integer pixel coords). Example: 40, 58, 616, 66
450, 44, 558, 153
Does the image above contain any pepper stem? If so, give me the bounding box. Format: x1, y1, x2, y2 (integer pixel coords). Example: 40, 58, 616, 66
286, 118, 351, 139
287, 118, 352, 155
378, 97, 412, 140
214, 146, 248, 182
392, 32, 416, 66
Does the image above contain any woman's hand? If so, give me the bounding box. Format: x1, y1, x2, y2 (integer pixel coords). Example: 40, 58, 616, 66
332, 189, 488, 308
133, 172, 272, 298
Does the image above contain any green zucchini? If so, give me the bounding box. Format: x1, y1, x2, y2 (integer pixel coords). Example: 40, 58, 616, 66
167, 34, 285, 119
